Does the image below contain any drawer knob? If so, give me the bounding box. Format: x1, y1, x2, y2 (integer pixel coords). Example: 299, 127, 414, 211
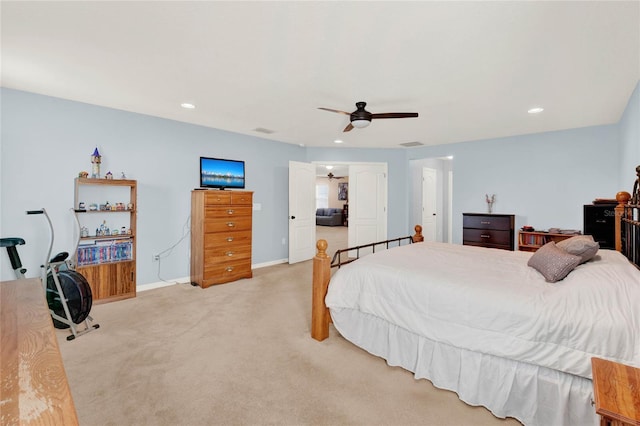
227, 209, 234, 215
227, 222, 235, 227
226, 251, 234, 257
225, 266, 234, 272
481, 221, 491, 225
227, 237, 234, 242
480, 234, 491, 239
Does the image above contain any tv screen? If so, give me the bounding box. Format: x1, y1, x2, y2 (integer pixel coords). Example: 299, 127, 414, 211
200, 157, 245, 190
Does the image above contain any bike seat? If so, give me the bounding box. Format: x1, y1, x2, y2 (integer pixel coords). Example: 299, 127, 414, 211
50, 251, 69, 263
0, 237, 25, 248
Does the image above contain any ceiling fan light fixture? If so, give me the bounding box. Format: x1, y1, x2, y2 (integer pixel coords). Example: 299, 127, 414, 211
351, 119, 371, 128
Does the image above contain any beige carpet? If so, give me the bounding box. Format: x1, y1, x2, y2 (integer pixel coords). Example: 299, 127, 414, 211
57, 259, 520, 426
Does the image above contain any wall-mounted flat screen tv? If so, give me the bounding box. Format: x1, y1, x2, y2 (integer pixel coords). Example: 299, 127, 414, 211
200, 157, 245, 190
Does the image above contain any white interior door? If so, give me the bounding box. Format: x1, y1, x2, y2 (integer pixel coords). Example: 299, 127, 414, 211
347, 164, 387, 255
422, 167, 437, 242
288, 161, 316, 263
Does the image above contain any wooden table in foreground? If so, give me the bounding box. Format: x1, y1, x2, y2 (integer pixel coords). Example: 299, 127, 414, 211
592, 357, 640, 426
0, 278, 78, 425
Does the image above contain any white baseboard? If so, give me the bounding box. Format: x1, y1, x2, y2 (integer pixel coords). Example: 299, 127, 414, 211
137, 276, 189, 292
252, 258, 288, 269
136, 260, 288, 291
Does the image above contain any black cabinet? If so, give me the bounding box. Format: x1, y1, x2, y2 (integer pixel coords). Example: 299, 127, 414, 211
463, 213, 515, 251
583, 204, 616, 249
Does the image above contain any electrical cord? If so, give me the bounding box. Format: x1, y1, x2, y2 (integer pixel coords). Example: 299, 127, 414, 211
156, 215, 191, 283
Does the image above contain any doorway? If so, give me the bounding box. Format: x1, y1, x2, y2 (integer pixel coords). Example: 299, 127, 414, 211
410, 157, 453, 243
288, 161, 388, 263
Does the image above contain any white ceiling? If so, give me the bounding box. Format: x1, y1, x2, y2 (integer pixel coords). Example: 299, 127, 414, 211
2, 1, 639, 149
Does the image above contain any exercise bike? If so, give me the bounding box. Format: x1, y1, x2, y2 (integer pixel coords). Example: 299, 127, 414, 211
1, 209, 99, 340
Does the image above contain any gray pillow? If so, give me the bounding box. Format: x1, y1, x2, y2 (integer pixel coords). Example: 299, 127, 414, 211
556, 235, 599, 263
527, 242, 581, 283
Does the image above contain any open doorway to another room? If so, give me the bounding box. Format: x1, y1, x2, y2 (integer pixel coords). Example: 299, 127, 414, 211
409, 157, 453, 243
314, 163, 349, 252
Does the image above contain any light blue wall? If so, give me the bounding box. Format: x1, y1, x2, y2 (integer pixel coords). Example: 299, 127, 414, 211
406, 125, 621, 244
0, 88, 305, 284
1, 84, 637, 284
619, 81, 640, 190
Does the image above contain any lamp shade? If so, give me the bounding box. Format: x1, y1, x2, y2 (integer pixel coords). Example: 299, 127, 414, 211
351, 119, 370, 128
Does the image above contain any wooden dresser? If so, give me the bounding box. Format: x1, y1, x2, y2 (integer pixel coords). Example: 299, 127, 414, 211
463, 213, 515, 251
0, 278, 78, 425
190, 190, 253, 288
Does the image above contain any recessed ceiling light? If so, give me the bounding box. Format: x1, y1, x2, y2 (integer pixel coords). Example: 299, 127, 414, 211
181, 103, 196, 109
334, 139, 343, 144
326, 165, 334, 170
528, 107, 544, 114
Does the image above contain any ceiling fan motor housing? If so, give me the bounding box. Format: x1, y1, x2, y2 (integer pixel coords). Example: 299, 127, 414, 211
351, 102, 372, 122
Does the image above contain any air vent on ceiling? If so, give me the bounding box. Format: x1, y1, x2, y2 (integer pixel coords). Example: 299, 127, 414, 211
399, 141, 424, 147
253, 127, 275, 134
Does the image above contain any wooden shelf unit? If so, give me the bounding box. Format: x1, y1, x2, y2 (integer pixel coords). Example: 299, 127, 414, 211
518, 230, 576, 252
73, 178, 136, 303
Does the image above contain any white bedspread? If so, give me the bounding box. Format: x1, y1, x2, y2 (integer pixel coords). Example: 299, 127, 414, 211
325, 242, 640, 379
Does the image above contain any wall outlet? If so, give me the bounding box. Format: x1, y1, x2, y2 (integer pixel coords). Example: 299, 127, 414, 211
152, 254, 160, 261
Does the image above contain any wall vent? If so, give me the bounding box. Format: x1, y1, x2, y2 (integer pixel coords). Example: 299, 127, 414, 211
253, 127, 275, 134
399, 141, 424, 147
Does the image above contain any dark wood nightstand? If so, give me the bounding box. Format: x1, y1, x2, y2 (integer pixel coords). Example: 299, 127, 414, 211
462, 213, 515, 251
591, 357, 640, 426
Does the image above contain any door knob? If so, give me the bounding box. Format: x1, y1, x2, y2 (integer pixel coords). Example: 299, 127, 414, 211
291, 216, 296, 219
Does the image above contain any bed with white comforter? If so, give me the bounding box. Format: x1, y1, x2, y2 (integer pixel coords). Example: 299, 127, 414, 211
325, 241, 640, 426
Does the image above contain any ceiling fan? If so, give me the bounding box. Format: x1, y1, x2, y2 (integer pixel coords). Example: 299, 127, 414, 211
318, 101, 419, 132
327, 172, 344, 180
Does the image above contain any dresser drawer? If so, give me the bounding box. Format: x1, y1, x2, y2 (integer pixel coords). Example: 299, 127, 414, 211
463, 215, 512, 231
205, 206, 252, 219
205, 244, 251, 263
202, 259, 252, 287
204, 216, 252, 233
204, 230, 252, 250
204, 192, 232, 205
463, 229, 512, 247
230, 192, 252, 206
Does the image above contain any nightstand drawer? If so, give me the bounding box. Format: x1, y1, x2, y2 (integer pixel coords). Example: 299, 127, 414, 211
463, 229, 512, 247
463, 215, 512, 231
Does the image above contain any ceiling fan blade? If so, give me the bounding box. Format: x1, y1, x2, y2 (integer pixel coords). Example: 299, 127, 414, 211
370, 112, 419, 119
343, 123, 354, 132
318, 107, 351, 115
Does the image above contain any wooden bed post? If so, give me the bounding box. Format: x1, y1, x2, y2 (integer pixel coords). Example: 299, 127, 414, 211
615, 191, 631, 252
312, 239, 331, 341
413, 225, 424, 243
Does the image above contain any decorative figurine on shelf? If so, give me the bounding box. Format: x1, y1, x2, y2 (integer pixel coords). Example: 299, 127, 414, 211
632, 165, 640, 205
78, 202, 86, 211
78, 171, 89, 178
127, 202, 134, 211
120, 171, 127, 179
106, 171, 113, 180
485, 194, 496, 214
90, 147, 102, 178
89, 203, 98, 211
105, 201, 111, 211
121, 226, 127, 235
80, 226, 89, 238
